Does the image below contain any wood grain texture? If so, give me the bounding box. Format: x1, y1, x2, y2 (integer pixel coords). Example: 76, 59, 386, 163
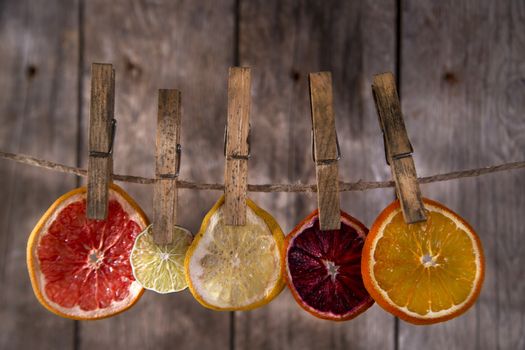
79, 1, 234, 349
1, 1, 523, 349
372, 73, 412, 157
400, 0, 525, 349
87, 63, 115, 220
224, 67, 251, 226
0, 0, 78, 348
153, 89, 181, 244
309, 72, 340, 230
372, 72, 426, 223
235, 1, 397, 349
314, 163, 340, 230
390, 156, 425, 222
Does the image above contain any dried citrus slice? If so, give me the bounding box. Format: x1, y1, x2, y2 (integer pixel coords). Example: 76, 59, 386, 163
131, 225, 192, 293
284, 210, 374, 321
362, 198, 485, 325
26, 184, 148, 320
185, 195, 285, 310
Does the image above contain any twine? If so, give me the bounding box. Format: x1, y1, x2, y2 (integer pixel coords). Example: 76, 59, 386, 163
1, 150, 524, 193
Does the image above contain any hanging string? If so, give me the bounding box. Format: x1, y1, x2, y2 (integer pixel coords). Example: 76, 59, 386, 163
1, 150, 524, 193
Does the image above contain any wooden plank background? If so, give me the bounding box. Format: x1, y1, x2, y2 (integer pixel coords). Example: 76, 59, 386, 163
0, 0, 523, 349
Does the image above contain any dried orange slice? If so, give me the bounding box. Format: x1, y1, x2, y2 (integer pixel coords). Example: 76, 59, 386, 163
185, 195, 285, 311
362, 198, 484, 325
284, 210, 374, 321
27, 184, 148, 320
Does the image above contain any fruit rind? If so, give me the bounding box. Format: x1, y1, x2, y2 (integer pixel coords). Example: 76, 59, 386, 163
362, 198, 485, 325
185, 195, 285, 311
26, 183, 148, 320
284, 209, 375, 321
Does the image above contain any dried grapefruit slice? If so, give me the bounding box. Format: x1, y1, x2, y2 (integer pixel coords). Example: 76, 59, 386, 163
131, 225, 192, 293
284, 210, 374, 321
26, 184, 148, 320
362, 198, 485, 325
185, 195, 285, 311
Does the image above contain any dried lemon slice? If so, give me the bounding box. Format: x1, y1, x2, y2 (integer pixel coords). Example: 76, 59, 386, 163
185, 195, 285, 310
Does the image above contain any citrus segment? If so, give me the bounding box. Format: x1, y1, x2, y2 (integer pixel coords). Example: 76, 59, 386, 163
185, 196, 285, 310
284, 210, 374, 321
27, 184, 148, 320
362, 198, 484, 324
131, 225, 192, 293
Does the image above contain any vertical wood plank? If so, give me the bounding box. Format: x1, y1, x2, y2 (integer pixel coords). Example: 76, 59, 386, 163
0, 0, 79, 348
79, 1, 234, 349
400, 0, 525, 349
224, 67, 251, 226
236, 1, 397, 349
87, 63, 114, 219
153, 89, 181, 244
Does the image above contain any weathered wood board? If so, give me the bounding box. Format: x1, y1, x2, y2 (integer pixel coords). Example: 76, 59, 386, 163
0, 0, 524, 349
400, 1, 525, 349
78, 1, 234, 349
235, 1, 397, 349
0, 0, 79, 349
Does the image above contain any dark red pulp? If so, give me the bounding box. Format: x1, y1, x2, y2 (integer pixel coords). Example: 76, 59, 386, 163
37, 199, 141, 311
287, 214, 372, 317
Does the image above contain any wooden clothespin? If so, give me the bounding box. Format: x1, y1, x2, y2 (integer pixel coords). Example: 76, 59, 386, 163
153, 89, 182, 244
87, 63, 115, 220
224, 67, 251, 226
309, 72, 341, 231
372, 72, 427, 223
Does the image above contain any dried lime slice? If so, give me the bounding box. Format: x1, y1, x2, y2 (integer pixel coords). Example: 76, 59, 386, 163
131, 225, 192, 294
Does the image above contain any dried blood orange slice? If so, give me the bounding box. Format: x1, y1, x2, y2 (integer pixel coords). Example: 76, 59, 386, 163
26, 184, 148, 320
362, 198, 484, 325
284, 210, 374, 321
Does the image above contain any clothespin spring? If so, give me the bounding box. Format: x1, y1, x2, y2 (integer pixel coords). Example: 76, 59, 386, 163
89, 119, 117, 158
157, 144, 182, 179
311, 128, 342, 165
224, 123, 251, 160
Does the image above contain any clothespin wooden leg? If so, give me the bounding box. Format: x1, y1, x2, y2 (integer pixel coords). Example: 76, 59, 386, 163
372, 72, 427, 224
153, 89, 182, 245
224, 67, 251, 226
309, 72, 341, 231
87, 63, 115, 220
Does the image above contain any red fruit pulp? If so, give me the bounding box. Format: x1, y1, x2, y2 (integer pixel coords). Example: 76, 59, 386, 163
286, 211, 373, 320
37, 199, 141, 311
